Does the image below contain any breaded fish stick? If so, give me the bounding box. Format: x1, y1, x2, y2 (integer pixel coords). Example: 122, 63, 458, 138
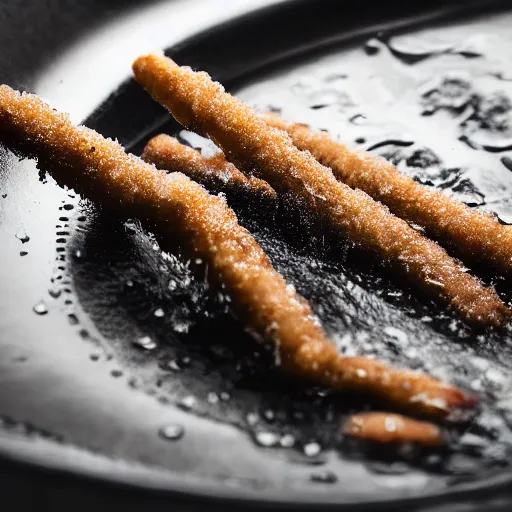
132, 54, 509, 327
0, 85, 475, 419
343, 412, 445, 446
142, 133, 277, 205
264, 114, 512, 274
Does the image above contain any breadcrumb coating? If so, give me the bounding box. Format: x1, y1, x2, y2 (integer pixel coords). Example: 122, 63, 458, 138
0, 84, 477, 419
132, 54, 509, 327
142, 133, 277, 205
343, 412, 445, 446
265, 114, 512, 275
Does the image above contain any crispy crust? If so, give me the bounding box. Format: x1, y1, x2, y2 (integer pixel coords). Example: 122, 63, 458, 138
343, 412, 445, 446
0, 84, 476, 419
132, 53, 509, 328
264, 114, 512, 275
142, 133, 277, 205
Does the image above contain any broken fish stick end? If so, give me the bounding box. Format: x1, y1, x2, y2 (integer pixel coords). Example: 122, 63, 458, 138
343, 413, 446, 447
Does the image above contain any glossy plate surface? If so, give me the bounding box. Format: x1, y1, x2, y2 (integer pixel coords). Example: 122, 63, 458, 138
1, 0, 512, 510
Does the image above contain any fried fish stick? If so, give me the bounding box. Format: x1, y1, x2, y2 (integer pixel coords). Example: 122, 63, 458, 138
142, 133, 277, 205
264, 114, 512, 274
0, 85, 476, 419
132, 54, 509, 327
343, 412, 445, 446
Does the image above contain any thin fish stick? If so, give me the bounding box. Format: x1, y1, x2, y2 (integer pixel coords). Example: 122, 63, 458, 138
0, 85, 476, 419
132, 53, 509, 327
264, 114, 512, 275
343, 412, 445, 446
142, 133, 277, 205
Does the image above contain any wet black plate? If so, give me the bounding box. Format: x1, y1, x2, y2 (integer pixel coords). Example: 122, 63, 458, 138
2, 0, 512, 510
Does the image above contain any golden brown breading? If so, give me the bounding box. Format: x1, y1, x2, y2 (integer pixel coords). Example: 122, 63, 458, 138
132, 53, 509, 327
142, 133, 277, 204
0, 84, 476, 418
343, 412, 445, 446
264, 114, 512, 275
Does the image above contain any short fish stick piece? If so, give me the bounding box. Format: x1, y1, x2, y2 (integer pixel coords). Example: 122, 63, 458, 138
265, 114, 512, 275
132, 54, 509, 327
0, 85, 476, 419
142, 133, 277, 205
343, 412, 445, 446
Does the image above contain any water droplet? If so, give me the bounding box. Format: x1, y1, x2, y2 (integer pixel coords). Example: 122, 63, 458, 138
166, 359, 181, 371
180, 356, 192, 367
364, 38, 381, 55
110, 369, 123, 378
501, 156, 512, 172
48, 285, 61, 298
207, 392, 219, 404
159, 424, 184, 441
310, 471, 338, 484
386, 35, 452, 64
245, 412, 258, 426
173, 321, 190, 334
33, 300, 48, 315
220, 392, 230, 401
78, 329, 90, 340
180, 395, 196, 410
19, 251, 28, 257
15, 229, 30, 243
67, 314, 79, 325
264, 409, 275, 421
133, 336, 157, 350
63, 203, 74, 211
126, 280, 134, 287
154, 308, 165, 318
74, 249, 83, 259
168, 280, 177, 291
254, 431, 280, 448
303, 442, 322, 457
280, 434, 296, 448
